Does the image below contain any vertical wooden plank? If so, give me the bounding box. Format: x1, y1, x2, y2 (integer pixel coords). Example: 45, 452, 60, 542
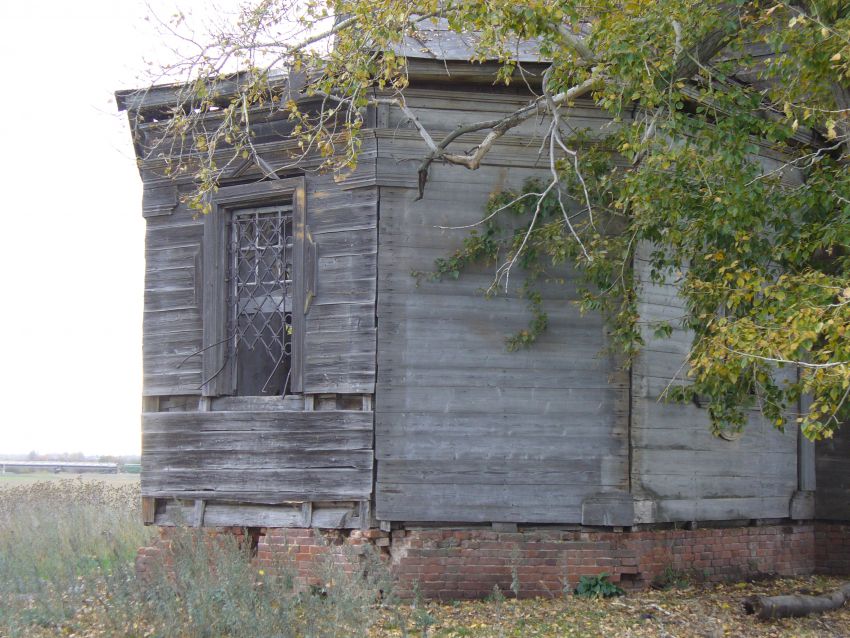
799, 394, 816, 491
301, 502, 313, 527
291, 178, 308, 393
201, 203, 229, 396
304, 227, 318, 314
141, 497, 157, 525
358, 500, 371, 530
193, 500, 207, 527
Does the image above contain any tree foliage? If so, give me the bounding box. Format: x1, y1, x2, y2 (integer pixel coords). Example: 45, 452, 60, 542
142, 0, 850, 439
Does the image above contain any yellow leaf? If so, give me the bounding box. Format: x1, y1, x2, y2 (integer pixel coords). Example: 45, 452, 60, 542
831, 52, 842, 62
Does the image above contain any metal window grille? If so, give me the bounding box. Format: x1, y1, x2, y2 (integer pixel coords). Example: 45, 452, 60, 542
229, 204, 294, 395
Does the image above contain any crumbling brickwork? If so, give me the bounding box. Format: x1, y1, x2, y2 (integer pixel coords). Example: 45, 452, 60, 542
135, 522, 850, 599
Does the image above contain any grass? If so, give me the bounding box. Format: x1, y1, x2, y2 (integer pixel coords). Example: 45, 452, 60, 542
0, 479, 848, 637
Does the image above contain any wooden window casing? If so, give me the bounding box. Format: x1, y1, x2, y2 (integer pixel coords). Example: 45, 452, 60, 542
201, 178, 315, 397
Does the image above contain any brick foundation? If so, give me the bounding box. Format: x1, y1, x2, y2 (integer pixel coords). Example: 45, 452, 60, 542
815, 522, 850, 576
135, 522, 850, 599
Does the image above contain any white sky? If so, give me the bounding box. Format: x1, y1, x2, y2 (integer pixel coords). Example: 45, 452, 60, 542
0, 0, 240, 456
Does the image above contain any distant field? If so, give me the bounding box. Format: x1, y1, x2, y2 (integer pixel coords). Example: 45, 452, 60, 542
0, 471, 140, 488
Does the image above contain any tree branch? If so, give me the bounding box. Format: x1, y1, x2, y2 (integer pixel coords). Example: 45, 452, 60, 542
416, 73, 602, 198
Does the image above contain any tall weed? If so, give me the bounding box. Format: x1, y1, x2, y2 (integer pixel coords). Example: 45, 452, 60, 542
0, 480, 390, 638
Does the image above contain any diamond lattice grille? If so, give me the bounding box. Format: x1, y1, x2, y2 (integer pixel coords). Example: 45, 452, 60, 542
229, 205, 294, 395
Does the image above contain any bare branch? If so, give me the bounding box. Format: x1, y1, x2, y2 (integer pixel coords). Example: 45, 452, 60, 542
415, 74, 602, 198
723, 346, 850, 370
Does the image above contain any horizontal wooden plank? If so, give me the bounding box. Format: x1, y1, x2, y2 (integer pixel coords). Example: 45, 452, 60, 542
143, 331, 203, 355
377, 364, 626, 390
376, 483, 584, 523
377, 347, 618, 374
307, 303, 375, 331
319, 252, 376, 278
145, 266, 195, 292
145, 430, 372, 453
311, 228, 376, 257
653, 497, 791, 523
155, 501, 364, 528
303, 372, 375, 395
143, 308, 201, 335
143, 449, 373, 471
632, 425, 796, 454
306, 328, 377, 358
143, 410, 373, 433
210, 395, 306, 412
318, 277, 376, 305
308, 201, 377, 234
146, 222, 203, 251
377, 428, 627, 462
376, 409, 627, 435
142, 469, 371, 503
377, 386, 626, 416
144, 287, 197, 312
377, 271, 582, 299
145, 245, 199, 270
633, 474, 795, 500
632, 448, 796, 478
143, 373, 203, 396
378, 458, 627, 487
378, 314, 605, 345
633, 395, 796, 430
144, 365, 201, 392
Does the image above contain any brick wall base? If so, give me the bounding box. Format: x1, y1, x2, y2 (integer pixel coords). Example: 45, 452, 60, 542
135, 522, 850, 600
815, 522, 850, 576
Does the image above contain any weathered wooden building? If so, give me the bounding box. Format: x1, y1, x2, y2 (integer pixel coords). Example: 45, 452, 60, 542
120, 25, 850, 594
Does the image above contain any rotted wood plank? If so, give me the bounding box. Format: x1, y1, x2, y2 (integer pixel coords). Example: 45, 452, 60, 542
142, 468, 372, 503
141, 497, 156, 524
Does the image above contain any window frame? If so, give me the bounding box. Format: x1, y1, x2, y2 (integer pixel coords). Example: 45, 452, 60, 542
201, 178, 309, 397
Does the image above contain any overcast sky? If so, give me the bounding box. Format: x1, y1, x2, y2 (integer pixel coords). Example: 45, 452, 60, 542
0, 1, 237, 455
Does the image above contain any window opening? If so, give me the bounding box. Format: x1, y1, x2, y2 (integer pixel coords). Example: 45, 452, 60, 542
229, 203, 294, 395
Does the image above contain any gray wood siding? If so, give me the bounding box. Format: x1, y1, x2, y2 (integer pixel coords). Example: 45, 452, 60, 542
631, 244, 798, 522
142, 410, 373, 503
816, 425, 850, 520
143, 204, 204, 396
303, 174, 378, 394
141, 169, 379, 397
375, 110, 630, 522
